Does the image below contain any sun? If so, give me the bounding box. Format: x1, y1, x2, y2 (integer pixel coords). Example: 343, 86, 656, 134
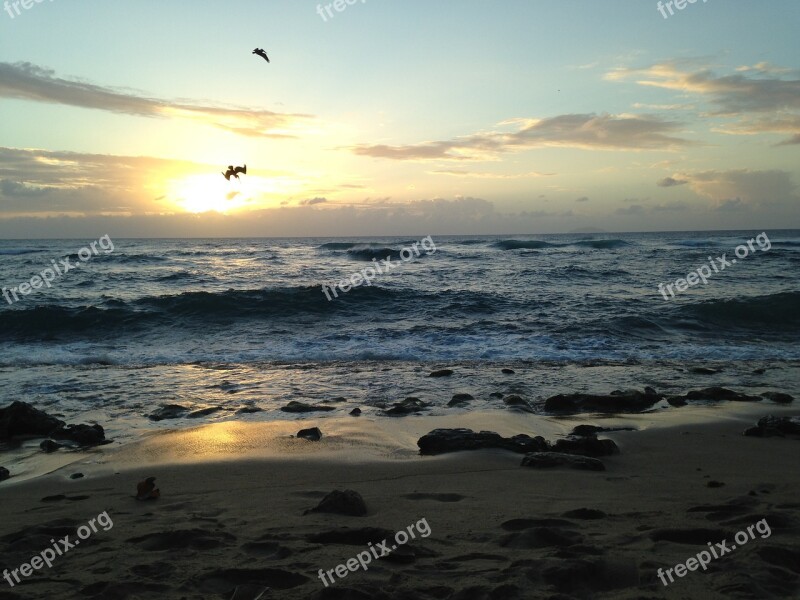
169, 174, 251, 214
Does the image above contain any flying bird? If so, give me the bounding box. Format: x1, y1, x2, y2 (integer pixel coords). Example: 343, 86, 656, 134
222, 165, 247, 181
252, 48, 270, 63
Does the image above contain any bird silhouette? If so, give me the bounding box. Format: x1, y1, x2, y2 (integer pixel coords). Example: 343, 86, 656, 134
222, 165, 247, 181
252, 48, 270, 63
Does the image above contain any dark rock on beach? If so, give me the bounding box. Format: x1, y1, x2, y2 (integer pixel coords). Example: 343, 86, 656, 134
743, 415, 800, 438
236, 406, 263, 414
544, 388, 660, 414
570, 425, 635, 437
552, 435, 619, 457
761, 392, 794, 404
40, 439, 63, 453
0, 466, 9, 481
684, 387, 761, 402
51, 423, 106, 446
0, 402, 107, 447
0, 401, 64, 440
148, 404, 190, 421
349, 408, 362, 416
304, 489, 367, 517
417, 428, 548, 456
503, 395, 534, 413
70, 473, 84, 480
187, 407, 223, 418
385, 397, 429, 416
297, 427, 322, 442
521, 452, 606, 471
428, 369, 454, 378
281, 401, 335, 414
448, 393, 474, 407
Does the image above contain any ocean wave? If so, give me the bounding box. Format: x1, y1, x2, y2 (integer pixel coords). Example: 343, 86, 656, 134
0, 248, 43, 256
495, 240, 557, 250
495, 239, 631, 251
679, 292, 800, 329
346, 248, 405, 261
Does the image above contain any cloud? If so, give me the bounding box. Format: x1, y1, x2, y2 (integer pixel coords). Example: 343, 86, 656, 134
674, 169, 800, 210
350, 113, 691, 161
430, 169, 555, 179
299, 197, 328, 206
615, 204, 645, 215
606, 61, 800, 115
0, 62, 313, 138
0, 179, 53, 197
657, 176, 688, 187
575, 196, 589, 202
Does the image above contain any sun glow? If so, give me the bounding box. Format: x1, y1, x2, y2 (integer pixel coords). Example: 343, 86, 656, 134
169, 174, 253, 214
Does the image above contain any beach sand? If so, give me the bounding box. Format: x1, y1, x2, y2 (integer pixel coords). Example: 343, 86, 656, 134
1, 406, 798, 599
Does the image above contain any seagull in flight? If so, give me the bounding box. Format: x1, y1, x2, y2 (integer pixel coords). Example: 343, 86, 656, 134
252, 48, 270, 63
222, 165, 247, 181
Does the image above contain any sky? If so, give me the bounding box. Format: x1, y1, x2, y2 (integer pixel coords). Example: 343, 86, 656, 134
0, 0, 798, 237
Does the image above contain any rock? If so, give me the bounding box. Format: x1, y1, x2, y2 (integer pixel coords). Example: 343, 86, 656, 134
280, 401, 335, 414
0, 401, 65, 440
761, 392, 794, 404
503, 395, 534, 413
684, 387, 761, 402
51, 424, 106, 446
70, 473, 84, 480
743, 415, 800, 438
502, 368, 515, 374
304, 489, 367, 516
667, 396, 688, 407
417, 428, 549, 456
545, 389, 660, 414
385, 397, 429, 416
327, 397, 348, 403
349, 408, 362, 416
428, 369, 454, 378
448, 393, 474, 407
0, 467, 9, 481
689, 367, 721, 375
297, 427, 322, 441
521, 452, 606, 471
570, 425, 634, 437
187, 407, 223, 418
148, 404, 190, 421
552, 435, 619, 457
644, 386, 658, 397
40, 439, 63, 453
236, 406, 263, 414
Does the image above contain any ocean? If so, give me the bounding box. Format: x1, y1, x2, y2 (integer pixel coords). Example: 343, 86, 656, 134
1, 231, 799, 449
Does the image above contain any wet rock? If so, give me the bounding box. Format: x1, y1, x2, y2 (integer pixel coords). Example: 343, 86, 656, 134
385, 397, 429, 416
503, 395, 534, 413
689, 367, 721, 375
0, 401, 64, 440
148, 404, 190, 421
349, 408, 362, 416
297, 427, 322, 442
40, 439, 63, 453
304, 489, 367, 517
428, 369, 454, 378
552, 435, 618, 457
570, 425, 634, 437
521, 452, 606, 471
51, 424, 106, 446
667, 396, 688, 407
418, 428, 549, 456
684, 387, 761, 402
187, 407, 223, 418
70, 473, 84, 480
281, 401, 335, 414
502, 368, 515, 374
0, 467, 9, 481
236, 406, 263, 414
544, 389, 660, 414
448, 393, 474, 407
743, 415, 800, 438
761, 392, 794, 404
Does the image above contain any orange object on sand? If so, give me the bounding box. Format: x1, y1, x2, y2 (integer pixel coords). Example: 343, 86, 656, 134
136, 476, 160, 500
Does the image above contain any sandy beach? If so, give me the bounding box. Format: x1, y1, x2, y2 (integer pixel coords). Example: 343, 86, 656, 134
1, 403, 798, 600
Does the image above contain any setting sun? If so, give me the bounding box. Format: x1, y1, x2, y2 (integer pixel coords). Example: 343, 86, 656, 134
169, 174, 251, 214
